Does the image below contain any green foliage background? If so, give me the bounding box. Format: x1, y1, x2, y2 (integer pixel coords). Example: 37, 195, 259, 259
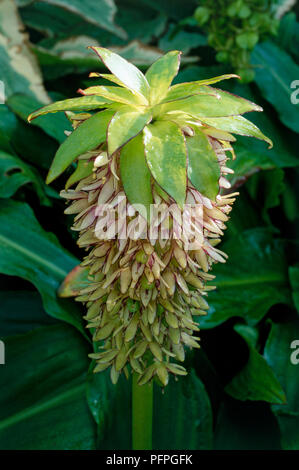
0, 0, 299, 450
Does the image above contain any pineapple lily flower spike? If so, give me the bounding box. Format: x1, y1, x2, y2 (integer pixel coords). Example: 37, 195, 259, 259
28, 48, 272, 389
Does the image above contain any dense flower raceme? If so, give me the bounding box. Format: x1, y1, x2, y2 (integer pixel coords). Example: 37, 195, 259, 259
28, 48, 272, 386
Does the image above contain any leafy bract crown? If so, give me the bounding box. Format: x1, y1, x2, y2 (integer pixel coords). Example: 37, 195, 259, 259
28, 47, 272, 212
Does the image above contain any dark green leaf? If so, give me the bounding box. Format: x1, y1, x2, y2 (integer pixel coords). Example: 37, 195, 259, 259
39, 0, 125, 38
160, 86, 262, 118
47, 110, 114, 183
264, 320, 299, 449
0, 105, 57, 171
236, 32, 259, 49
252, 42, 299, 133
289, 266, 299, 313
58, 265, 90, 298
143, 120, 187, 207
264, 320, 299, 413
0, 291, 57, 337
158, 23, 206, 54
0, 324, 96, 450
246, 168, 285, 227
225, 325, 286, 404
278, 13, 299, 62
200, 229, 291, 328
153, 370, 213, 450
120, 134, 153, 221
86, 367, 131, 449
187, 129, 220, 201
0, 150, 48, 203
90, 47, 150, 100
65, 159, 94, 190
0, 0, 49, 103
0, 200, 84, 334
117, 4, 166, 44
110, 41, 162, 66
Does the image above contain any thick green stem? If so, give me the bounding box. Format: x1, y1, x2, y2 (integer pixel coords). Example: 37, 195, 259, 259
132, 373, 153, 450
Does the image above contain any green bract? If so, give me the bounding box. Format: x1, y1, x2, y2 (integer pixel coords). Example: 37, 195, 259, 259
28, 47, 272, 205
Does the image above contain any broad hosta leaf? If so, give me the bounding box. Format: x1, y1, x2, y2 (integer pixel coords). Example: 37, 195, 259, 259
0, 200, 85, 334
0, 324, 96, 450
87, 367, 131, 449
187, 129, 220, 201
153, 370, 213, 450
79, 85, 142, 106
8, 93, 71, 144
252, 42, 299, 133
65, 159, 94, 190
200, 115, 273, 148
160, 86, 262, 118
90, 47, 150, 101
0, 0, 49, 103
145, 50, 181, 104
200, 229, 291, 329
58, 265, 90, 298
143, 121, 187, 207
28, 95, 112, 122
0, 291, 57, 337
108, 107, 151, 155
264, 320, 299, 449
46, 110, 114, 183
225, 325, 286, 404
120, 134, 153, 221
39, 0, 125, 39
163, 74, 239, 102
0, 150, 48, 203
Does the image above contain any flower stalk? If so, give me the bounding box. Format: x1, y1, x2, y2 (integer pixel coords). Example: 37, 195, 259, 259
132, 373, 153, 450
